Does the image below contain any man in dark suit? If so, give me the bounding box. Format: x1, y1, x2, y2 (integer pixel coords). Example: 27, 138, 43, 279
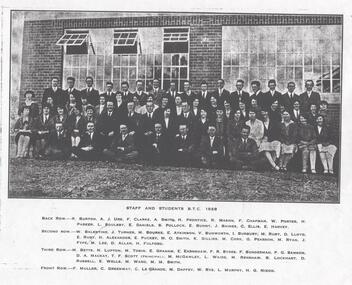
198, 80, 212, 110
140, 101, 158, 135
134, 80, 148, 106
144, 122, 169, 165
71, 121, 104, 161
262, 79, 282, 110
80, 76, 99, 106
198, 125, 224, 168
165, 81, 178, 108
238, 101, 249, 121
230, 79, 250, 110
228, 125, 261, 170
249, 80, 265, 109
172, 124, 196, 166
101, 81, 117, 106
149, 78, 165, 105
42, 77, 65, 108
281, 81, 300, 113
290, 99, 303, 123
45, 121, 71, 160
212, 78, 231, 107
102, 124, 139, 162
159, 107, 178, 140
95, 94, 107, 116
177, 101, 196, 135
300, 80, 321, 113
63, 77, 81, 107
180, 80, 198, 104
96, 101, 119, 148
154, 96, 170, 122
118, 81, 134, 103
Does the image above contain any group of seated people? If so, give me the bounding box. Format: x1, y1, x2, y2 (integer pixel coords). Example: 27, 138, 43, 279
14, 76, 338, 175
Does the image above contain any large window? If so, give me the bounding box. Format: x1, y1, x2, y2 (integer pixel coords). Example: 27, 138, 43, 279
61, 27, 189, 92
222, 25, 342, 97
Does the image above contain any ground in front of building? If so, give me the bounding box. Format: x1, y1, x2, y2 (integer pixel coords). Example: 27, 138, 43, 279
8, 158, 339, 202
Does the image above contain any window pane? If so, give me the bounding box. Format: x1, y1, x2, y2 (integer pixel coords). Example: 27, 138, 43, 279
313, 65, 321, 75
231, 53, 239, 66
129, 55, 137, 66
258, 67, 266, 80
239, 41, 248, 53
258, 54, 266, 66
322, 66, 330, 79
322, 80, 330, 93
223, 53, 231, 66
223, 67, 231, 82
171, 54, 180, 66
304, 54, 312, 65
295, 67, 303, 80
267, 67, 275, 79
180, 54, 188, 66
286, 53, 294, 65
79, 54, 88, 66
249, 41, 258, 53
87, 68, 95, 79
239, 67, 248, 84
286, 67, 294, 80
313, 54, 321, 66
163, 67, 171, 79
249, 67, 259, 81
277, 53, 285, 66
333, 80, 340, 92
171, 67, 179, 79
332, 53, 340, 65
147, 54, 154, 66
155, 54, 162, 66
322, 54, 331, 65
277, 67, 285, 81
295, 54, 303, 65
129, 67, 136, 79
180, 67, 187, 79
332, 67, 340, 79
113, 68, 120, 80
97, 55, 104, 66
104, 66, 112, 79
231, 66, 239, 80
250, 54, 258, 66
121, 67, 128, 80
277, 40, 286, 53
146, 66, 153, 79
163, 54, 171, 66
113, 54, 120, 66
239, 53, 248, 66
154, 67, 162, 80
267, 53, 276, 67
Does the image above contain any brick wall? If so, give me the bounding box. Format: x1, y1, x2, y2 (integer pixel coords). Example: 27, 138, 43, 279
19, 20, 63, 106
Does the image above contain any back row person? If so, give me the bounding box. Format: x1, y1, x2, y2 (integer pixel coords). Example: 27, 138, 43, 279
39, 76, 321, 117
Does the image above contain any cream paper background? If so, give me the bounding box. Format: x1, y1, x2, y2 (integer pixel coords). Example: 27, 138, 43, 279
1, 1, 352, 284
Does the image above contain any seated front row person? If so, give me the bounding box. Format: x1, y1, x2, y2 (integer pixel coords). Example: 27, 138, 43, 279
14, 105, 32, 158
72, 121, 103, 161
145, 122, 168, 164
45, 121, 71, 160
228, 125, 261, 170
102, 124, 138, 163
198, 125, 224, 168
173, 124, 195, 166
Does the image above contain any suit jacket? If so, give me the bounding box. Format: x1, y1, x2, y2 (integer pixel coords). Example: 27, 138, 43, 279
315, 125, 335, 145
165, 90, 179, 107
42, 87, 65, 107
66, 114, 86, 136
95, 104, 106, 116
147, 132, 168, 155
159, 116, 178, 139
198, 90, 212, 109
269, 109, 282, 123
173, 134, 195, 154
224, 109, 235, 121
63, 88, 81, 106
262, 90, 282, 109
101, 92, 117, 106
239, 109, 249, 121
228, 137, 258, 161
180, 91, 198, 105
31, 114, 54, 134
110, 133, 136, 153
140, 112, 158, 133
78, 131, 104, 152
281, 92, 300, 112
125, 112, 142, 133
307, 112, 318, 126
80, 88, 100, 106
290, 109, 303, 123
96, 110, 119, 135
176, 112, 196, 131
191, 107, 201, 119
299, 91, 321, 112
199, 135, 224, 159
47, 129, 70, 150
212, 89, 231, 107
229, 90, 250, 110
250, 91, 265, 109
51, 114, 68, 129
117, 91, 134, 103
134, 91, 149, 106
149, 88, 165, 105
280, 121, 298, 145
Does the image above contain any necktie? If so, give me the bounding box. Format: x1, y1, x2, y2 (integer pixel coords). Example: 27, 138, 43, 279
148, 113, 151, 119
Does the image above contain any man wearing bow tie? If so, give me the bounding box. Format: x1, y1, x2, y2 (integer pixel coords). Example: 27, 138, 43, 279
80, 76, 99, 106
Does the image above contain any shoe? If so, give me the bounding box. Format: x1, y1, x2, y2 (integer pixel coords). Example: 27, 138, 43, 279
323, 170, 329, 174
311, 169, 316, 174
302, 169, 307, 173
272, 165, 280, 171
329, 170, 334, 175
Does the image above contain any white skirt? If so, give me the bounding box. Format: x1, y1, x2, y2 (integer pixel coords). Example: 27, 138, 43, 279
317, 144, 337, 156
281, 144, 297, 155
259, 139, 281, 157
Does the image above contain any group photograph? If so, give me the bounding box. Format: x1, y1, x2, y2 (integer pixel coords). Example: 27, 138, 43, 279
8, 11, 341, 202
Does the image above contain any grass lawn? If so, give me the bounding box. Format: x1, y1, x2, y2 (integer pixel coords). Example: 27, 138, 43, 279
8, 158, 339, 203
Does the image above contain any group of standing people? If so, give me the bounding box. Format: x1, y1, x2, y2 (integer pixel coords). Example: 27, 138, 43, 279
14, 76, 337, 174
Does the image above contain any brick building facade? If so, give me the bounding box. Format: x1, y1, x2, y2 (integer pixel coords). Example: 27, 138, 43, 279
17, 12, 342, 133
